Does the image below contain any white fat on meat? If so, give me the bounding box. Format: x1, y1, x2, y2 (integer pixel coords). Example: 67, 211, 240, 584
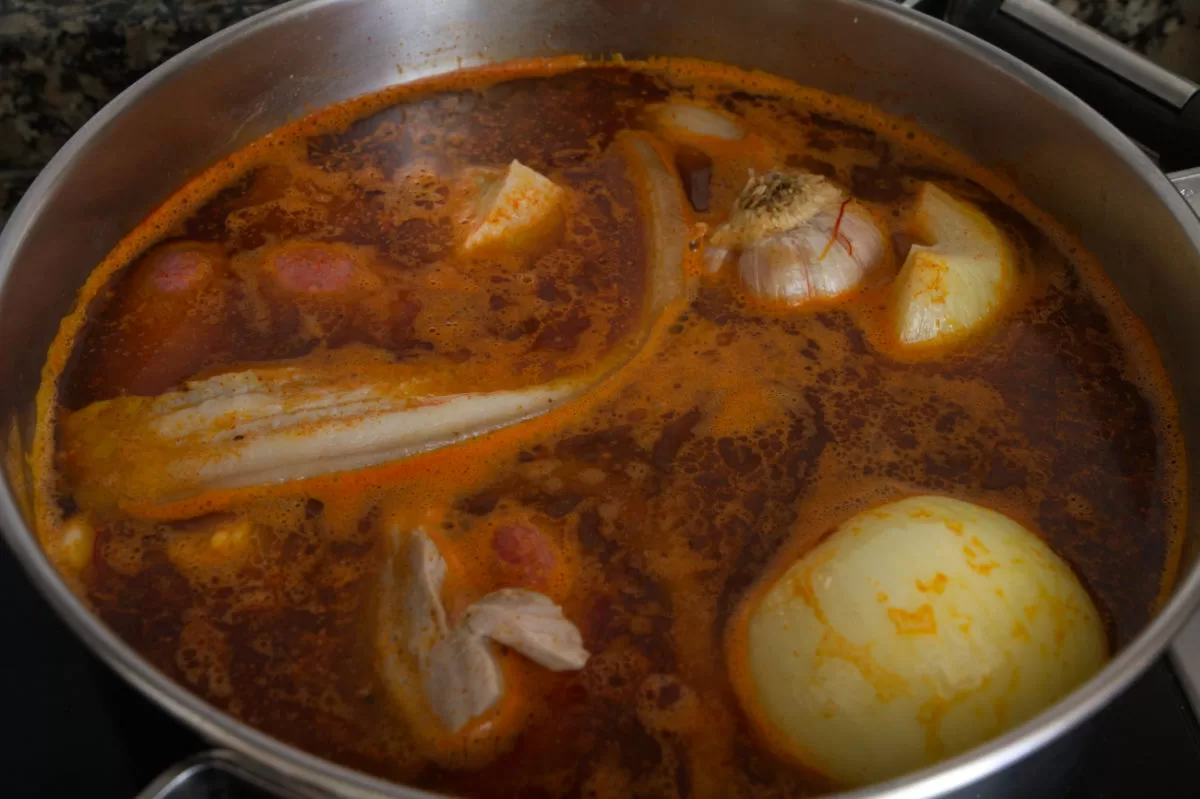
463, 589, 590, 671
706, 171, 887, 307
424, 627, 506, 732
380, 528, 589, 733
404, 528, 449, 657
61, 356, 577, 509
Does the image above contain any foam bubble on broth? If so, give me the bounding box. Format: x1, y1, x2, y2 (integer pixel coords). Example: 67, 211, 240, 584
30, 58, 1185, 797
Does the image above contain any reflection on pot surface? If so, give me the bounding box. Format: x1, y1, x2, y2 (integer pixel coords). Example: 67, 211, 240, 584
29, 58, 1185, 797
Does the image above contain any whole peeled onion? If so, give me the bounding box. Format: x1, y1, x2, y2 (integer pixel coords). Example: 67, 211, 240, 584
728, 495, 1107, 787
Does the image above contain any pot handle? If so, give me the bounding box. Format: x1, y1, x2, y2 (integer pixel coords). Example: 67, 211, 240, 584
136, 749, 330, 799
1169, 169, 1200, 218
937, 0, 1200, 170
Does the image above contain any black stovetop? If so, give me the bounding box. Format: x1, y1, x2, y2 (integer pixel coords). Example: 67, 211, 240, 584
1, 544, 201, 797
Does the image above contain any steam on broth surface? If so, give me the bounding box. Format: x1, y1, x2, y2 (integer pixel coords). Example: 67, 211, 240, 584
33, 59, 1184, 796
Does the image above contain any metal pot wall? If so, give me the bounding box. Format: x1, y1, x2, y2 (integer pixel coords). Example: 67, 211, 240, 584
3, 0, 1200, 797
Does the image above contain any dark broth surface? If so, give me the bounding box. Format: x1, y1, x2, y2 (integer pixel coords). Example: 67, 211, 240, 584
35, 63, 1183, 797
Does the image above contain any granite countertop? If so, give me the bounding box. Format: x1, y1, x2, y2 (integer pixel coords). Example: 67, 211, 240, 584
1064, 0, 1200, 76
0, 0, 282, 223
1, 0, 1197, 224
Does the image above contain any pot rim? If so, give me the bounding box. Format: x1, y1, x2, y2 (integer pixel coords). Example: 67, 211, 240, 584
3, 0, 1200, 796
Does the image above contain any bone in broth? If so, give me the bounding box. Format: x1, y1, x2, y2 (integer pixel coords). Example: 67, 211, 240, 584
31, 59, 1185, 796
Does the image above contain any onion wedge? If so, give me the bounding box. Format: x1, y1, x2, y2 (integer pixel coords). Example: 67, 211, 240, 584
463, 160, 566, 255
891, 183, 1017, 348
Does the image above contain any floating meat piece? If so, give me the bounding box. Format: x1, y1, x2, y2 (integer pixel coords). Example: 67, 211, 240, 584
379, 528, 500, 734
492, 523, 558, 586
61, 349, 578, 511
377, 527, 588, 743
81, 242, 233, 397
250, 241, 416, 348
706, 171, 888, 307
270, 245, 364, 293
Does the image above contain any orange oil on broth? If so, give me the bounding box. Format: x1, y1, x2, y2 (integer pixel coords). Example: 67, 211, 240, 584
32, 60, 1185, 797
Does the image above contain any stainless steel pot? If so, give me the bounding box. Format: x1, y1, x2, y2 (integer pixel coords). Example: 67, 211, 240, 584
4, 0, 1200, 797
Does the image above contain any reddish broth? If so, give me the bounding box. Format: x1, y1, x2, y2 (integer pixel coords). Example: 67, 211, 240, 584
33, 61, 1184, 797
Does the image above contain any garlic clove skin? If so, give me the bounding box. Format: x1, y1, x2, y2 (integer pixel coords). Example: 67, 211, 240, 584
707, 171, 888, 306
737, 202, 887, 306
711, 172, 845, 251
